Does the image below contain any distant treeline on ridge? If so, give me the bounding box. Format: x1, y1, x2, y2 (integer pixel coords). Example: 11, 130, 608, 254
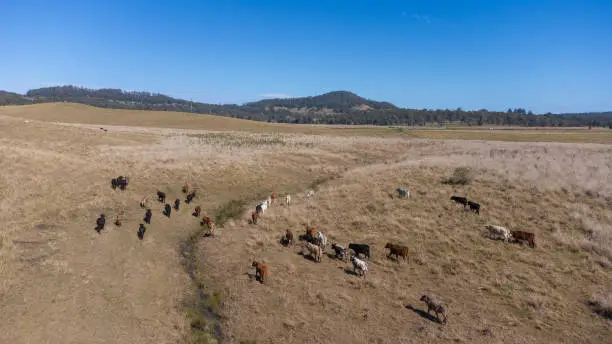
1, 85, 611, 127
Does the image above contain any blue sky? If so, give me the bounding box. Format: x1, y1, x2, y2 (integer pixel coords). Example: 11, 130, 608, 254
1, 0, 611, 113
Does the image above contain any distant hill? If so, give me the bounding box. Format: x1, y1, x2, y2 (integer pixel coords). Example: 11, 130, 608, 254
0, 85, 609, 127
0, 91, 32, 106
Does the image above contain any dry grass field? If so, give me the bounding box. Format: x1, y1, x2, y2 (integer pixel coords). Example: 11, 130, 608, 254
0, 103, 610, 344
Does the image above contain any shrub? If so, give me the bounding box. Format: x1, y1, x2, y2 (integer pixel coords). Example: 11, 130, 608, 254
442, 167, 474, 185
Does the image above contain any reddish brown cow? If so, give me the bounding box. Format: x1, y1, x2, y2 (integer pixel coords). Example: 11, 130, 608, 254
385, 242, 409, 263
251, 211, 259, 225
182, 183, 190, 194
193, 206, 201, 217
285, 229, 294, 246
511, 230, 536, 248
252, 261, 269, 284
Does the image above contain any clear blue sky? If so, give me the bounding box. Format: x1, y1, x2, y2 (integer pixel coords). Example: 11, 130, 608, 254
1, 0, 611, 113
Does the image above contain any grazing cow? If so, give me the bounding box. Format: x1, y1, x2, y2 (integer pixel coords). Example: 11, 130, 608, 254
251, 211, 259, 225
485, 225, 512, 242
114, 211, 124, 227
316, 231, 327, 250
140, 196, 148, 208
144, 209, 152, 224
348, 243, 371, 260
137, 223, 146, 240
396, 187, 410, 198
157, 191, 166, 203
468, 201, 480, 215
331, 243, 348, 262
206, 222, 216, 237
255, 204, 263, 215
202, 216, 212, 227
111, 178, 119, 189
510, 230, 536, 248
251, 261, 268, 284
284, 229, 294, 246
182, 183, 190, 194
185, 191, 196, 204
350, 255, 368, 278
385, 242, 409, 263
164, 204, 171, 217
261, 200, 269, 212
285, 194, 291, 206
450, 196, 468, 207
305, 226, 316, 238
95, 214, 106, 233
303, 242, 322, 262
193, 206, 201, 217
420, 295, 448, 324
117, 176, 128, 190
174, 198, 181, 211
270, 193, 276, 205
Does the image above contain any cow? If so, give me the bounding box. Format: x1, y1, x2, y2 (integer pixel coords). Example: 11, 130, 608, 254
137, 223, 146, 240
385, 242, 409, 263
420, 295, 448, 324
202, 216, 212, 227
316, 231, 327, 250
396, 187, 409, 198
255, 204, 263, 215
174, 198, 181, 211
185, 191, 196, 204
140, 196, 148, 208
111, 178, 119, 189
157, 191, 166, 203
182, 183, 190, 194
306, 190, 315, 198
117, 176, 128, 190
284, 229, 294, 246
193, 206, 201, 217
95, 214, 106, 233
270, 193, 276, 205
251, 211, 259, 225
251, 261, 268, 284
348, 243, 371, 260
144, 209, 152, 224
450, 196, 468, 207
163, 204, 171, 217
468, 201, 480, 215
350, 255, 368, 278
485, 225, 512, 242
510, 230, 536, 248
285, 194, 292, 206
303, 242, 322, 262
331, 243, 348, 262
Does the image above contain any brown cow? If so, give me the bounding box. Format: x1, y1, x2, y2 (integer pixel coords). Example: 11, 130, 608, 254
385, 242, 409, 263
305, 225, 316, 238
285, 229, 294, 246
252, 261, 268, 284
114, 211, 124, 227
270, 192, 276, 205
510, 230, 536, 248
251, 211, 259, 225
193, 206, 201, 217
182, 183, 190, 194
202, 216, 211, 227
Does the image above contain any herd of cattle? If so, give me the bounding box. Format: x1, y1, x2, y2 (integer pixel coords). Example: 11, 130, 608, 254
94, 179, 537, 325
249, 186, 537, 325
94, 177, 215, 240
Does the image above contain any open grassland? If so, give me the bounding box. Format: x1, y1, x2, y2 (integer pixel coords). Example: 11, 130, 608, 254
0, 104, 610, 344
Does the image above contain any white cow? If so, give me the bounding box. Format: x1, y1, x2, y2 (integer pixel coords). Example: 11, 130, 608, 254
285, 194, 292, 206
350, 255, 368, 278
316, 231, 327, 250
485, 224, 512, 242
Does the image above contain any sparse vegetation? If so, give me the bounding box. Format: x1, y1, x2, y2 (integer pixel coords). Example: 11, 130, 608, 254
0, 104, 610, 344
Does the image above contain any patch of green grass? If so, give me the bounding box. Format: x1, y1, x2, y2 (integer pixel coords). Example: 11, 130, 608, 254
442, 167, 474, 185
214, 199, 247, 226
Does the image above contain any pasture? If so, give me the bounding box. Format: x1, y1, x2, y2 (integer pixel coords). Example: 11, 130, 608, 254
0, 103, 610, 344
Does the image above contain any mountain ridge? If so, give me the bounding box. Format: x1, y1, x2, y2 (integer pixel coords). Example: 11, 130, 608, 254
1, 85, 611, 127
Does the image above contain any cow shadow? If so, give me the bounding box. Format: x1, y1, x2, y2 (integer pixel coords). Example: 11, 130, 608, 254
246, 272, 262, 283
405, 304, 440, 323
343, 267, 359, 276
297, 251, 318, 262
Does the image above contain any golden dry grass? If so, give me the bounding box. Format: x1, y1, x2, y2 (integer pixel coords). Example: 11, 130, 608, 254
0, 104, 610, 344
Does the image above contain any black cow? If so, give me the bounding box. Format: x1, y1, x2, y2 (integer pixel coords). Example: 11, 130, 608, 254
185, 191, 196, 204
174, 198, 181, 211
95, 214, 106, 233
255, 204, 263, 214
157, 191, 166, 203
468, 201, 480, 214
331, 243, 348, 261
144, 209, 152, 224
111, 178, 119, 189
348, 243, 371, 259
137, 224, 146, 240
163, 204, 171, 217
450, 196, 468, 207
117, 176, 128, 190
